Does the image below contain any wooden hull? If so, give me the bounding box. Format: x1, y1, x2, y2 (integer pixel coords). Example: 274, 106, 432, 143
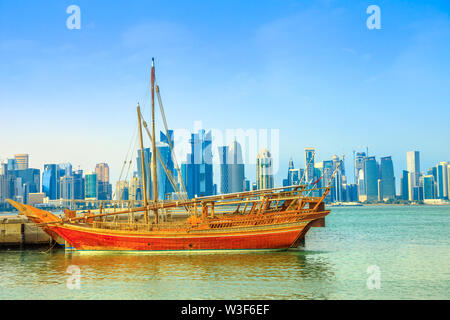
52, 222, 310, 251
6, 199, 328, 252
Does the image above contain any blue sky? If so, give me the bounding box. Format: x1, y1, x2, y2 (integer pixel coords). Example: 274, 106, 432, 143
1, 0, 449, 190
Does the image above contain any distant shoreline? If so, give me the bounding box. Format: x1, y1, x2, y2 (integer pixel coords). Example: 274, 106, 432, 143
328, 203, 450, 207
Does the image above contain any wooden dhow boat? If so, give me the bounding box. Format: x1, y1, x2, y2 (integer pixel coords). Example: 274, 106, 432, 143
7, 59, 340, 252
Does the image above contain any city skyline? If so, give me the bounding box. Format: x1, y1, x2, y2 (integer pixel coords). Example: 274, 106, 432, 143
2, 146, 449, 208
1, 1, 450, 194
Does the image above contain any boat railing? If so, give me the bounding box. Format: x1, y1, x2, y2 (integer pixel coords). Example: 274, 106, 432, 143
92, 220, 191, 232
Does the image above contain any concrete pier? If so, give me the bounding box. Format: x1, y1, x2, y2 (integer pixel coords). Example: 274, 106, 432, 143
0, 215, 54, 247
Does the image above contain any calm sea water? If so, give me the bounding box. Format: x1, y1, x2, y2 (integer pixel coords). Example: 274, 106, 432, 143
0, 205, 448, 300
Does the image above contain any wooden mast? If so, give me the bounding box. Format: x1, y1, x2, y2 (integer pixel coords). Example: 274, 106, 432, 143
151, 58, 159, 224
137, 103, 149, 224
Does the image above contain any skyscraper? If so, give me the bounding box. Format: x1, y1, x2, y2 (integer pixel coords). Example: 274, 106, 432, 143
95, 163, 109, 183
137, 147, 152, 200
155, 141, 175, 200
0, 163, 9, 207
159, 131, 176, 199
304, 148, 315, 183
60, 175, 74, 200
8, 168, 40, 204
406, 151, 420, 200
85, 172, 97, 199
436, 162, 449, 199
7, 159, 18, 171
379, 156, 395, 200
42, 164, 59, 200
355, 152, 367, 200
229, 141, 245, 193
72, 169, 85, 200
96, 163, 112, 200
400, 170, 409, 200
331, 155, 345, 202
316, 160, 333, 202
128, 175, 142, 201
182, 130, 213, 198
362, 156, 378, 202
218, 146, 230, 194
447, 164, 450, 200
115, 180, 129, 200
407, 151, 420, 173
14, 154, 29, 170
422, 175, 436, 200
256, 149, 273, 190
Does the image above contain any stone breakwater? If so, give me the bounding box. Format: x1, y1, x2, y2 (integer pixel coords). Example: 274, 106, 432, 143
0, 215, 54, 247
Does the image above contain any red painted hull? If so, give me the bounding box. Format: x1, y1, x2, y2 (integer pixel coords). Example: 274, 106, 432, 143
52, 223, 311, 251
5, 199, 328, 252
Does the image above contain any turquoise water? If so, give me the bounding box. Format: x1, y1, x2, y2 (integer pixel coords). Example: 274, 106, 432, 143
0, 205, 448, 299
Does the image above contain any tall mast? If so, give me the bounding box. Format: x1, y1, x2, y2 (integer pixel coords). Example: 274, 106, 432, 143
137, 103, 149, 224
151, 58, 159, 224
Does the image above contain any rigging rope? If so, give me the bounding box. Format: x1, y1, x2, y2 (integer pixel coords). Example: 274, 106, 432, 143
139, 109, 191, 213
155, 83, 189, 199
113, 122, 138, 200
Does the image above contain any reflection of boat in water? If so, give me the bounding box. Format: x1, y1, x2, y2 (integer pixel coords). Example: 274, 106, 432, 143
7, 59, 342, 252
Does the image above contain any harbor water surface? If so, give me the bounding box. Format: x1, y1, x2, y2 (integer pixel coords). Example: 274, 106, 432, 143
0, 205, 449, 299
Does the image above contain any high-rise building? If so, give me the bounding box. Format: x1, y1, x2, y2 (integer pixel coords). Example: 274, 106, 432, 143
137, 147, 152, 200
304, 148, 315, 183
361, 156, 378, 202
406, 151, 420, 200
155, 141, 175, 200
407, 151, 420, 173
85, 172, 97, 199
408, 172, 416, 201
218, 146, 230, 194
448, 164, 450, 200
228, 141, 245, 193
400, 170, 409, 200
8, 168, 40, 204
436, 162, 449, 199
181, 130, 213, 198
58, 163, 72, 177
7, 159, 18, 171
115, 180, 129, 200
244, 180, 250, 192
316, 160, 333, 202
159, 131, 176, 200
379, 156, 396, 200
137, 134, 176, 201
421, 175, 436, 200
95, 163, 112, 200
129, 175, 142, 201
95, 163, 109, 183
346, 184, 358, 202
331, 155, 345, 202
288, 168, 301, 186
14, 154, 29, 170
60, 175, 74, 200
0, 163, 9, 207
42, 164, 59, 200
72, 169, 85, 200
256, 149, 274, 190
355, 152, 367, 199
377, 179, 383, 202
283, 158, 303, 187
